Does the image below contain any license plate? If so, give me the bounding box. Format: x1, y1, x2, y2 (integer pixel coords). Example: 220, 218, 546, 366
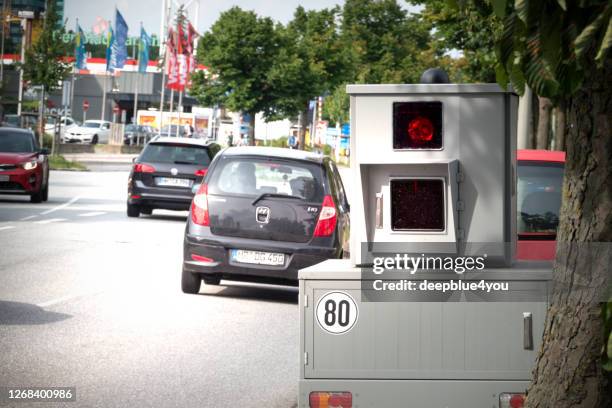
0, 175, 9, 182
230, 249, 285, 266
155, 177, 192, 188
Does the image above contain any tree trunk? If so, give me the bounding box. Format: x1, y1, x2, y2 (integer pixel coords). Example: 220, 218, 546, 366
38, 87, 45, 147
536, 96, 552, 149
525, 52, 612, 407
248, 112, 255, 146
554, 100, 567, 151
298, 109, 307, 150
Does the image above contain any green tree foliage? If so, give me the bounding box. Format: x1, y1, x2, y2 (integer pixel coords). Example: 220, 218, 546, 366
274, 6, 350, 118
342, 0, 432, 84
409, 0, 502, 82
190, 7, 284, 144
322, 84, 350, 127
21, 1, 71, 95
488, 0, 611, 100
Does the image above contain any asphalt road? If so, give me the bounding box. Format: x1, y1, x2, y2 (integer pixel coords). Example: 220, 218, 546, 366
0, 170, 300, 408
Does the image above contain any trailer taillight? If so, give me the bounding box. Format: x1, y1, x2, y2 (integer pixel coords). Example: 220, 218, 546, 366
309, 392, 352, 408
391, 178, 445, 231
499, 393, 525, 408
393, 101, 442, 149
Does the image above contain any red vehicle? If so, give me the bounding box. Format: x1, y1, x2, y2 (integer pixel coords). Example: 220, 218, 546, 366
517, 149, 565, 261
0, 128, 49, 203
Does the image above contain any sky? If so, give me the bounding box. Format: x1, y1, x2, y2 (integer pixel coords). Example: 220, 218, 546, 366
64, 0, 345, 37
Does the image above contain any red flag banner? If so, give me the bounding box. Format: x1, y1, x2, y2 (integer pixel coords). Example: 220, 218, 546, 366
166, 27, 179, 90
186, 22, 199, 87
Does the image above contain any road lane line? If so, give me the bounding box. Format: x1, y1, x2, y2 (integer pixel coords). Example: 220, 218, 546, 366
0, 226, 15, 231
20, 215, 37, 221
40, 196, 80, 215
37, 291, 101, 308
78, 211, 107, 217
35, 218, 67, 224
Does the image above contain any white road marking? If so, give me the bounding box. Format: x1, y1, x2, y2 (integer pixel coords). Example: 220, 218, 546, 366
37, 291, 100, 308
78, 211, 106, 217
40, 196, 80, 215
0, 226, 16, 231
35, 218, 67, 224
20, 215, 37, 221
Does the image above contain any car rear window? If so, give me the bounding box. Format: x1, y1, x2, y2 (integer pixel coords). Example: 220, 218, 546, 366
208, 157, 325, 202
139, 143, 211, 166
517, 161, 564, 238
0, 132, 36, 153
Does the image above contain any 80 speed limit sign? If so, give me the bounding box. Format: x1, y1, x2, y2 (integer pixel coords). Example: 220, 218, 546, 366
315, 291, 359, 335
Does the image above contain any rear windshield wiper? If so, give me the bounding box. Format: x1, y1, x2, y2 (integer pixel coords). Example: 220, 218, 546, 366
252, 193, 304, 206
173, 160, 197, 165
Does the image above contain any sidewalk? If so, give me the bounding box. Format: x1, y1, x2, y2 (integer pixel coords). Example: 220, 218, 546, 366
62, 153, 139, 164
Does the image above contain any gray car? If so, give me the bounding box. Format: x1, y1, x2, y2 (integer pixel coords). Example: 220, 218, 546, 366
127, 137, 221, 217
181, 146, 350, 293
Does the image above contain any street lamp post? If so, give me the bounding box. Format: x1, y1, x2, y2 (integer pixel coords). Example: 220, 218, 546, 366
16, 10, 34, 117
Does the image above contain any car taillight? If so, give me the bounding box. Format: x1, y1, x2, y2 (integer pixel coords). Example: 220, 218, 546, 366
313, 195, 337, 237
393, 101, 442, 149
133, 163, 156, 173
499, 393, 526, 408
191, 183, 209, 226
390, 179, 445, 231
191, 254, 214, 263
194, 168, 208, 177
309, 392, 352, 408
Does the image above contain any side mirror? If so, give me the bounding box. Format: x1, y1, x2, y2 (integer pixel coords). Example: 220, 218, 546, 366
40, 148, 50, 155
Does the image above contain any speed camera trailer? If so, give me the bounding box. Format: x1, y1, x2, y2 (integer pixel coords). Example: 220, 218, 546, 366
297, 78, 553, 408
349, 82, 518, 266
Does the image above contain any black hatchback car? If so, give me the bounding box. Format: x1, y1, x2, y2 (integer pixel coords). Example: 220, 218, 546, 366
181, 146, 350, 293
127, 137, 220, 217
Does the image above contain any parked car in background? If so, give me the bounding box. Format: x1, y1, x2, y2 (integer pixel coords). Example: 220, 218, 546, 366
517, 149, 565, 261
1, 113, 39, 131
142, 125, 157, 140
127, 137, 221, 217
44, 116, 78, 136
63, 120, 111, 144
159, 124, 187, 138
123, 124, 150, 146
182, 146, 350, 294
1, 114, 20, 128
0, 127, 49, 203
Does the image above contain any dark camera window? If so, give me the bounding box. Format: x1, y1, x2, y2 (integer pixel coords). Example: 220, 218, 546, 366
391, 179, 445, 231
393, 102, 443, 149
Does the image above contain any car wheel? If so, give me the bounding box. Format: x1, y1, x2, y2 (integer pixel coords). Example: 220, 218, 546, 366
30, 187, 44, 203
42, 179, 49, 202
127, 203, 140, 217
181, 267, 201, 294
203, 275, 221, 285
91, 135, 98, 145
140, 207, 152, 215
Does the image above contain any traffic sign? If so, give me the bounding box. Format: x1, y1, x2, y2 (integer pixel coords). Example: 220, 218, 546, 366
316, 291, 359, 335
82, 100, 89, 112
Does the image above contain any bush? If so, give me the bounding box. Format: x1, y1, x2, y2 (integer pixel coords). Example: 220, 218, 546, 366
43, 133, 53, 149
262, 136, 288, 148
